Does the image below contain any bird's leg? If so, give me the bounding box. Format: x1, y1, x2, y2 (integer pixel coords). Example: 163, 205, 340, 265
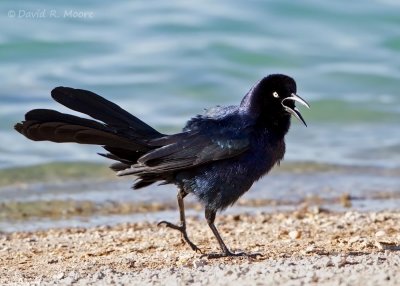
203, 208, 262, 259
158, 189, 202, 253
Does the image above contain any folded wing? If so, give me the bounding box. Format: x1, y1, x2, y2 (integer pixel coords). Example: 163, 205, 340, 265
118, 126, 250, 176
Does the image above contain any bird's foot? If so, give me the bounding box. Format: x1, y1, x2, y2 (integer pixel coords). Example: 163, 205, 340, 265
157, 221, 202, 253
201, 250, 263, 259
157, 220, 182, 231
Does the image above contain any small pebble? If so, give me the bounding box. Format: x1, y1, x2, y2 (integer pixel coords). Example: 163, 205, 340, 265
193, 259, 207, 269
305, 245, 316, 253
375, 231, 386, 237
48, 259, 58, 264
53, 272, 65, 280
325, 259, 334, 267
348, 236, 360, 244
289, 230, 301, 240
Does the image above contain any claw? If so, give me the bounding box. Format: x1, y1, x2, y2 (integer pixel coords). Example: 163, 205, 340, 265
190, 243, 203, 254
157, 220, 182, 231
157, 220, 202, 253
201, 251, 263, 259
157, 221, 167, 226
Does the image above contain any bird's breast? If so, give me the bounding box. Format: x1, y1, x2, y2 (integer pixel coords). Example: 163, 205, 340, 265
176, 130, 286, 211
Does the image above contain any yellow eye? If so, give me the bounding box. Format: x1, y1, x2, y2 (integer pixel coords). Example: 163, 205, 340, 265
273, 91, 279, 98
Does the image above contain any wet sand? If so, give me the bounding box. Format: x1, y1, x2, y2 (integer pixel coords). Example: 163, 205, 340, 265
1, 210, 400, 285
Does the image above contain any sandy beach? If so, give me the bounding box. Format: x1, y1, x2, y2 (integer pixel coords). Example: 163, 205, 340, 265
1, 209, 399, 285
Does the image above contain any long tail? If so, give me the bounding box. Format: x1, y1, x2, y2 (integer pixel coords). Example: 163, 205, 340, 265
15, 87, 164, 183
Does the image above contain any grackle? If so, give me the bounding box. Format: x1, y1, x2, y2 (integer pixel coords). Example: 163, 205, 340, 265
15, 74, 309, 258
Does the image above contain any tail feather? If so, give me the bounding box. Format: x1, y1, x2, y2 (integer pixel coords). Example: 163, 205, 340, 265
15, 87, 168, 189
103, 146, 144, 162
51, 87, 161, 138
15, 109, 150, 151
25, 108, 106, 130
110, 162, 132, 172
98, 152, 133, 170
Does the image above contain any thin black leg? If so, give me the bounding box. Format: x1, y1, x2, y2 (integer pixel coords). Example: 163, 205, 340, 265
203, 207, 262, 259
158, 189, 201, 253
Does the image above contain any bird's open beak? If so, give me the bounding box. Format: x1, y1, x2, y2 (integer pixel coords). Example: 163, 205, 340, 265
282, 93, 310, 127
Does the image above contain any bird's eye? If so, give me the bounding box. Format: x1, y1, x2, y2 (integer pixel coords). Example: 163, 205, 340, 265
272, 91, 279, 98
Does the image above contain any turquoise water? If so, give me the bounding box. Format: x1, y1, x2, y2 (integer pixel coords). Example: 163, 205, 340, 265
1, 1, 400, 230
1, 1, 399, 168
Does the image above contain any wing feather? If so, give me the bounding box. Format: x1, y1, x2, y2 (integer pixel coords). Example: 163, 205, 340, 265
117, 127, 250, 176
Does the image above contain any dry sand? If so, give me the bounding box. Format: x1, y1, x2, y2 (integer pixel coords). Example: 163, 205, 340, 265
1, 209, 400, 285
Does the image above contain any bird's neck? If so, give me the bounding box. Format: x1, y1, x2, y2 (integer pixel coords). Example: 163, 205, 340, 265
239, 93, 291, 138
256, 113, 291, 139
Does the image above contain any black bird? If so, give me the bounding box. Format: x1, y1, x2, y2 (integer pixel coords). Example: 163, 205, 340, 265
14, 74, 309, 258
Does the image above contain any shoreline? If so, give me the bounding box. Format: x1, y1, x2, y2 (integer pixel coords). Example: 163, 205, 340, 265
1, 160, 400, 234
1, 210, 399, 285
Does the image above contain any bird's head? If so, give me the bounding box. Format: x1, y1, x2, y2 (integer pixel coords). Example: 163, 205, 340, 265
240, 74, 310, 127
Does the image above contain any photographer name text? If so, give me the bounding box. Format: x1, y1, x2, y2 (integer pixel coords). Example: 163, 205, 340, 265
8, 9, 94, 19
